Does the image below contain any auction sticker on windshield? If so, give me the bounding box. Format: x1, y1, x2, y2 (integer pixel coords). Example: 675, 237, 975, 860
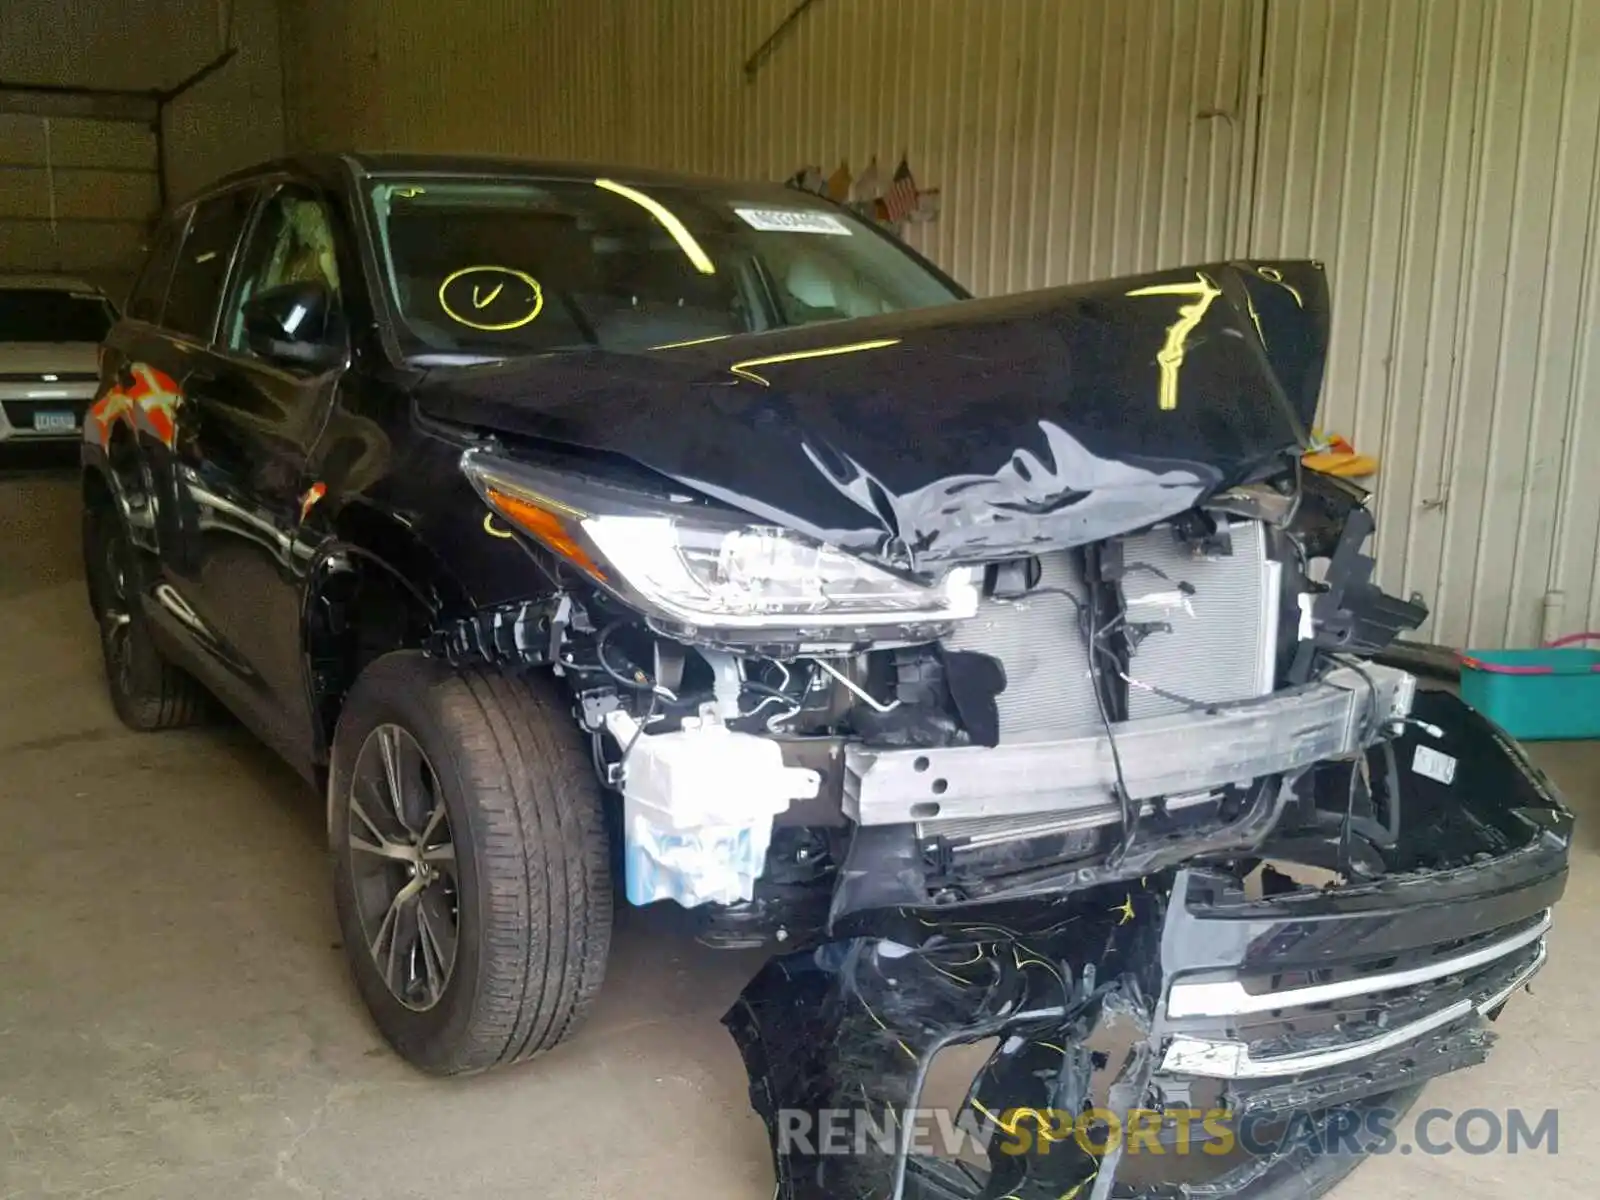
734, 207, 852, 235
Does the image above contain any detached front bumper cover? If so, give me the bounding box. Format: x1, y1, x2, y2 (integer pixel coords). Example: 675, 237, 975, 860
725, 690, 1571, 1200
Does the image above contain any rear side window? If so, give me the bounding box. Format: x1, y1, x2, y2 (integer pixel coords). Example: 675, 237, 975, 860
163, 187, 257, 341
0, 289, 116, 343
126, 215, 187, 324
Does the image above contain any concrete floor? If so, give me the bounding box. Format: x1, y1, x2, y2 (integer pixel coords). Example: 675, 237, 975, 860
2, 456, 1595, 1199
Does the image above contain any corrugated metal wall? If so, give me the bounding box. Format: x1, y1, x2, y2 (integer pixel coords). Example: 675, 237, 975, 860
730, 0, 1259, 296
279, 0, 1600, 647
279, 0, 754, 168
161, 0, 286, 203
1249, 0, 1600, 648
280, 0, 1257, 294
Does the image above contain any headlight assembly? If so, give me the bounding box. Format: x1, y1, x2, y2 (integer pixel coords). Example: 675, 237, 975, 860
461, 449, 977, 638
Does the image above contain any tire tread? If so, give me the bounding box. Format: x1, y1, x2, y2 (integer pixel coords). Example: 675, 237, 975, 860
334, 652, 611, 1075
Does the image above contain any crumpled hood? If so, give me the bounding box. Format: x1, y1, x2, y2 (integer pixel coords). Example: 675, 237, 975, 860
416, 260, 1327, 571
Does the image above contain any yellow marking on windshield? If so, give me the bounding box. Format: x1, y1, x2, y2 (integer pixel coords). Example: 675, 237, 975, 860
438, 265, 543, 331
483, 513, 514, 539
730, 338, 902, 386
1126, 272, 1223, 411
595, 178, 716, 275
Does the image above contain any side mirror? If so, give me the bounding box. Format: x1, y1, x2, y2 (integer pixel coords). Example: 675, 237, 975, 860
241, 281, 343, 368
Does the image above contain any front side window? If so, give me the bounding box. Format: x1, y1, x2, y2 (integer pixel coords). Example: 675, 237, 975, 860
222, 184, 343, 354
367, 176, 961, 359
163, 187, 257, 341
0, 288, 116, 343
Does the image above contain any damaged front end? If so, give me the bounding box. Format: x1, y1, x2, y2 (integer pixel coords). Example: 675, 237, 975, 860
727, 692, 1567, 1198
420, 261, 1571, 1197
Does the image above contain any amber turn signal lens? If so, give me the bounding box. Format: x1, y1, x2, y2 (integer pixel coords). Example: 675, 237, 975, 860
484, 487, 606, 580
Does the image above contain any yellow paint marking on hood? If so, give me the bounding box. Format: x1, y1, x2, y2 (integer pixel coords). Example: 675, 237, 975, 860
1125, 272, 1223, 411
729, 337, 902, 386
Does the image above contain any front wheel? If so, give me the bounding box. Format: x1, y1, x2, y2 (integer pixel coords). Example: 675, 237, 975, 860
329, 652, 613, 1075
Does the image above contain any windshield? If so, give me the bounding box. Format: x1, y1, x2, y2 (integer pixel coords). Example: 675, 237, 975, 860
0, 288, 116, 343
367, 176, 961, 359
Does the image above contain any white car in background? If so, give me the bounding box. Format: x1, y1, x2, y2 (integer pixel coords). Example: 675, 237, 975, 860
0, 276, 118, 443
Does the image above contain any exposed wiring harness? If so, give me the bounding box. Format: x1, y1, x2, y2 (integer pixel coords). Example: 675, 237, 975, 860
590, 692, 661, 787
1030, 572, 1139, 846
741, 680, 805, 730
595, 622, 679, 702
1079, 565, 1137, 849
1048, 563, 1209, 852
1032, 584, 1219, 715
1090, 603, 1220, 716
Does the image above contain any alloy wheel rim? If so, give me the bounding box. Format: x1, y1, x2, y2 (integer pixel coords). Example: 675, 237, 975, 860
347, 724, 459, 1011
100, 531, 135, 693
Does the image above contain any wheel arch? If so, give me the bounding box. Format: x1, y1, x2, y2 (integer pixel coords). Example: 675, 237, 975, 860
301, 499, 477, 780
81, 460, 113, 506
87, 422, 141, 514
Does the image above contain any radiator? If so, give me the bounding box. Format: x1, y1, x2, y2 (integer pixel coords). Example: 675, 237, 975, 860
941, 518, 1279, 742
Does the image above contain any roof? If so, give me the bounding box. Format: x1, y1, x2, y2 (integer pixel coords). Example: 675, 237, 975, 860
343, 151, 742, 188
196, 152, 790, 204
0, 274, 108, 295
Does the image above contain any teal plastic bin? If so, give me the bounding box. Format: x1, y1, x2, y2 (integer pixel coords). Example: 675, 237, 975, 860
1459, 633, 1600, 741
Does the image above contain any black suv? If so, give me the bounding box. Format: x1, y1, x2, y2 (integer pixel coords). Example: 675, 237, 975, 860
85, 154, 1568, 1198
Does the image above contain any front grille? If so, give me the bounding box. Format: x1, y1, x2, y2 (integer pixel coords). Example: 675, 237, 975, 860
941, 517, 1278, 741
1235, 910, 1550, 998
1159, 911, 1551, 1087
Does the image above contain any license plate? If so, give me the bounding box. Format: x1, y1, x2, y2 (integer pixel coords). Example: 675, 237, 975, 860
32, 411, 76, 433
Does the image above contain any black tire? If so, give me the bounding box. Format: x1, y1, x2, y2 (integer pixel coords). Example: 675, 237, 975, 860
83, 499, 208, 731
329, 651, 613, 1075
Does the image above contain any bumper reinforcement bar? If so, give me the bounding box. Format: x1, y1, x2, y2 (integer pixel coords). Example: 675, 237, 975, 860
844, 664, 1416, 825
